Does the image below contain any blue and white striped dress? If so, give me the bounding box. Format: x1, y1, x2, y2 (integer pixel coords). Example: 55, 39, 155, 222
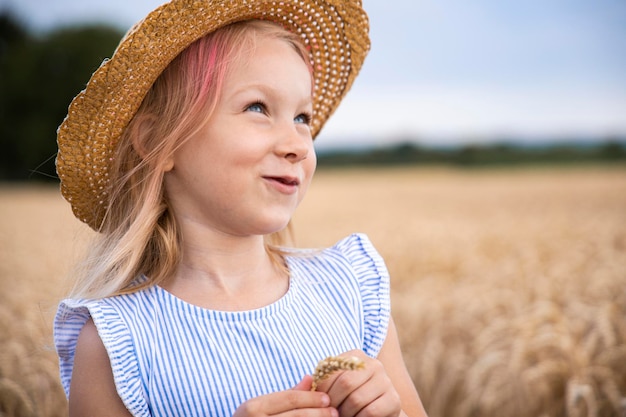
54, 233, 391, 417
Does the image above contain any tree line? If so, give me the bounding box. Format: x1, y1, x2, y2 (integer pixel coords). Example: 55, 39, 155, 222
316, 140, 626, 168
0, 12, 123, 181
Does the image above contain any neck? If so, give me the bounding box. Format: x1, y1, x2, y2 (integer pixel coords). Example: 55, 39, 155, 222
161, 217, 288, 311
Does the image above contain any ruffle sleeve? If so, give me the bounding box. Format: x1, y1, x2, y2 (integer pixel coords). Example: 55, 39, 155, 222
334, 233, 391, 358
54, 298, 150, 417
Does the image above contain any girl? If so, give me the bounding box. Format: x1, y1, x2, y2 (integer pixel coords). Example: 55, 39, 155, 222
54, 1, 428, 416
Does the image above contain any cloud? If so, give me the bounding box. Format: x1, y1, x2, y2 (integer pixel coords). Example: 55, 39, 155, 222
318, 83, 626, 148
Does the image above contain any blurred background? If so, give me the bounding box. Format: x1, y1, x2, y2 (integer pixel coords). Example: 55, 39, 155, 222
1, 1, 625, 417
1, 0, 625, 180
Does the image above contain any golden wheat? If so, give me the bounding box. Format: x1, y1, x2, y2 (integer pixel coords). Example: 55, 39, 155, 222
1, 165, 625, 417
311, 356, 366, 391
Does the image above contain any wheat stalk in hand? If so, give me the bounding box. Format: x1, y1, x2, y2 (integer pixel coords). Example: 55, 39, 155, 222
311, 356, 366, 391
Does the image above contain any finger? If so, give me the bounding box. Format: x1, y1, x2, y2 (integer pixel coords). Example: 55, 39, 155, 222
338, 384, 387, 417
293, 374, 315, 391
333, 361, 400, 417
259, 389, 331, 415
353, 392, 402, 417
324, 367, 373, 409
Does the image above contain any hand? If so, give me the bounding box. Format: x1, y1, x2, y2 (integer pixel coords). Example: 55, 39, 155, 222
233, 375, 338, 417
314, 350, 402, 417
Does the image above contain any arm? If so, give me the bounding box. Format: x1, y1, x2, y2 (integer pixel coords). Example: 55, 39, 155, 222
377, 318, 428, 417
69, 319, 133, 417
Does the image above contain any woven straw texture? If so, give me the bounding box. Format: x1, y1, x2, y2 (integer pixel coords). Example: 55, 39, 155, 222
56, 0, 370, 230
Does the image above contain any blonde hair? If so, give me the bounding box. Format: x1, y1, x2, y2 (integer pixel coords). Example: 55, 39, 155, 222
68, 20, 311, 299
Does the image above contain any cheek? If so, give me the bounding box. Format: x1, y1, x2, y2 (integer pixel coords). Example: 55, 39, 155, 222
300, 151, 317, 193
307, 147, 318, 177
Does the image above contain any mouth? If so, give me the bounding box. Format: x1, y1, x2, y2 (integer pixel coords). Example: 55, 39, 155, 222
263, 176, 300, 186
262, 175, 301, 195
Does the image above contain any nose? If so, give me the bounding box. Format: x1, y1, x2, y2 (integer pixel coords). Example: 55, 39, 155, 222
275, 123, 312, 163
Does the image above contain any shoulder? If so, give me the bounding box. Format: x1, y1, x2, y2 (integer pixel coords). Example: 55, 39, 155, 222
75, 318, 101, 350
330, 234, 391, 357
55, 290, 153, 346
289, 233, 384, 267
288, 234, 391, 357
70, 320, 133, 416
324, 233, 389, 285
54, 291, 154, 415
286, 233, 388, 288
286, 233, 389, 282
55, 289, 157, 355
329, 233, 386, 267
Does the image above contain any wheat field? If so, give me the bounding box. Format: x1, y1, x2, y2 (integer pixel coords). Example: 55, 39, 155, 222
1, 165, 625, 417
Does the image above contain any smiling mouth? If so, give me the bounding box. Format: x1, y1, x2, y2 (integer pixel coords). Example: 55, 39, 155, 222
265, 176, 300, 186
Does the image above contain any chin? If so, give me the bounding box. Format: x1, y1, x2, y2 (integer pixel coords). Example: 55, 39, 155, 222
254, 218, 292, 237
243, 207, 296, 237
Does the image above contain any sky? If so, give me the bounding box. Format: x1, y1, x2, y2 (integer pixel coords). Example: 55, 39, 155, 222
4, 0, 626, 149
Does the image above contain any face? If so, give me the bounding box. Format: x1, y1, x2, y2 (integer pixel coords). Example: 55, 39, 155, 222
164, 36, 316, 237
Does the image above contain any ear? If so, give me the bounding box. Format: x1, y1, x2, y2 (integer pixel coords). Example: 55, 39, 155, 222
162, 155, 175, 172
130, 114, 175, 172
130, 114, 155, 160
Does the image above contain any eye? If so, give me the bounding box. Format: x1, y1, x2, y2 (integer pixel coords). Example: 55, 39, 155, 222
294, 112, 312, 125
245, 101, 267, 114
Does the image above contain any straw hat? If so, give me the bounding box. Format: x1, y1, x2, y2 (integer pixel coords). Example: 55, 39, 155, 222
56, 0, 370, 230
